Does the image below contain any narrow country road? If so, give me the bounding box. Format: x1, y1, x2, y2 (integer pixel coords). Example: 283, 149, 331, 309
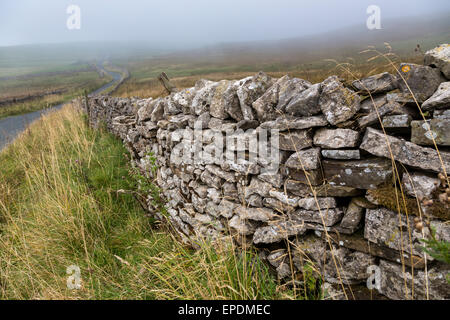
0, 63, 124, 151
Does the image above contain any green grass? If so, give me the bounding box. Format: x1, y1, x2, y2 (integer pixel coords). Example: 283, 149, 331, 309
0, 105, 301, 300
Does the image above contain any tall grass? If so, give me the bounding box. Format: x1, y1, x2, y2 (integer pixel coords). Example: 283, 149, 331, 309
0, 105, 295, 300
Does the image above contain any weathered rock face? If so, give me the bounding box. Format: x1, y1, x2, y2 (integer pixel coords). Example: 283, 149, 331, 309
278, 130, 313, 151
396, 63, 444, 100
402, 172, 440, 200
260, 115, 327, 131
237, 72, 274, 120
252, 76, 285, 122
382, 114, 412, 130
319, 76, 361, 125
253, 220, 307, 244
353, 72, 396, 94
82, 46, 450, 300
360, 128, 450, 173
424, 43, 450, 80
365, 207, 450, 258
285, 148, 321, 171
210, 80, 240, 120
323, 158, 393, 189
313, 128, 360, 149
422, 82, 450, 111
284, 83, 322, 117
321, 149, 360, 160
411, 119, 450, 146
379, 260, 450, 300
252, 76, 312, 121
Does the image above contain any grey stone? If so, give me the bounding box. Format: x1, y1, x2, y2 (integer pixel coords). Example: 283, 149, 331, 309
293, 236, 375, 286
192, 81, 218, 115
339, 199, 364, 231
207, 187, 222, 204
208, 118, 237, 132
322, 248, 376, 285
319, 76, 361, 125
216, 199, 239, 218
263, 198, 296, 214
360, 127, 450, 173
196, 112, 211, 129
422, 82, 450, 111
229, 215, 256, 235
279, 129, 313, 151
200, 170, 222, 189
281, 166, 323, 186
170, 88, 196, 115
284, 83, 322, 117
313, 128, 360, 149
323, 158, 393, 189
379, 259, 450, 300
235, 206, 277, 222
364, 207, 448, 258
137, 99, 155, 122
260, 115, 328, 131
194, 213, 213, 225
396, 63, 444, 100
221, 159, 260, 175
321, 149, 360, 160
246, 194, 263, 207
382, 114, 412, 129
253, 220, 307, 244
276, 77, 312, 111
252, 75, 290, 122
297, 197, 337, 210
268, 189, 300, 207
360, 94, 387, 113
290, 208, 343, 226
225, 129, 258, 152
267, 250, 292, 279
236, 119, 259, 130
353, 72, 396, 94
206, 164, 236, 183
424, 43, 450, 79
258, 171, 285, 188
150, 99, 166, 122
237, 72, 273, 120
357, 101, 404, 128
285, 180, 363, 198
327, 233, 426, 269
386, 92, 421, 104
285, 148, 321, 170
222, 182, 238, 199
191, 193, 207, 213
210, 80, 235, 119
434, 109, 450, 120
244, 177, 274, 200
402, 171, 440, 200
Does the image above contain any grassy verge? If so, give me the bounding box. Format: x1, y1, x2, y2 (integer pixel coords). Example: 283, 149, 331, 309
0, 105, 299, 300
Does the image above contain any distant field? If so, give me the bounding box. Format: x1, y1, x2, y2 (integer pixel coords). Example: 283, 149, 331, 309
0, 69, 111, 100
0, 45, 115, 119
111, 35, 445, 99
0, 69, 111, 119
112, 50, 424, 99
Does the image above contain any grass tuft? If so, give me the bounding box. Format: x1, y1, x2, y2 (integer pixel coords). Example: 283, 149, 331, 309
0, 105, 295, 300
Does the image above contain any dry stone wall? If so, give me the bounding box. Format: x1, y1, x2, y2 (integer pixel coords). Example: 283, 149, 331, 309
80, 44, 450, 300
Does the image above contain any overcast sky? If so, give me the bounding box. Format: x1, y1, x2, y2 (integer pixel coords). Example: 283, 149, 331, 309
1, 0, 449, 47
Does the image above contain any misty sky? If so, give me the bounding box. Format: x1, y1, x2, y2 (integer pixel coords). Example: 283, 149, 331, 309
1, 0, 449, 47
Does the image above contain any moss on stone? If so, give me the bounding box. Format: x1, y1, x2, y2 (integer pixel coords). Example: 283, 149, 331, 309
367, 185, 450, 221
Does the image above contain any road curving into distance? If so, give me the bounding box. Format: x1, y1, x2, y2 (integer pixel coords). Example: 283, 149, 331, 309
0, 63, 123, 151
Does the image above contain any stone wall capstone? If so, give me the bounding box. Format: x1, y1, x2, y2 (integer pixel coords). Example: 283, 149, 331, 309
78, 44, 450, 300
